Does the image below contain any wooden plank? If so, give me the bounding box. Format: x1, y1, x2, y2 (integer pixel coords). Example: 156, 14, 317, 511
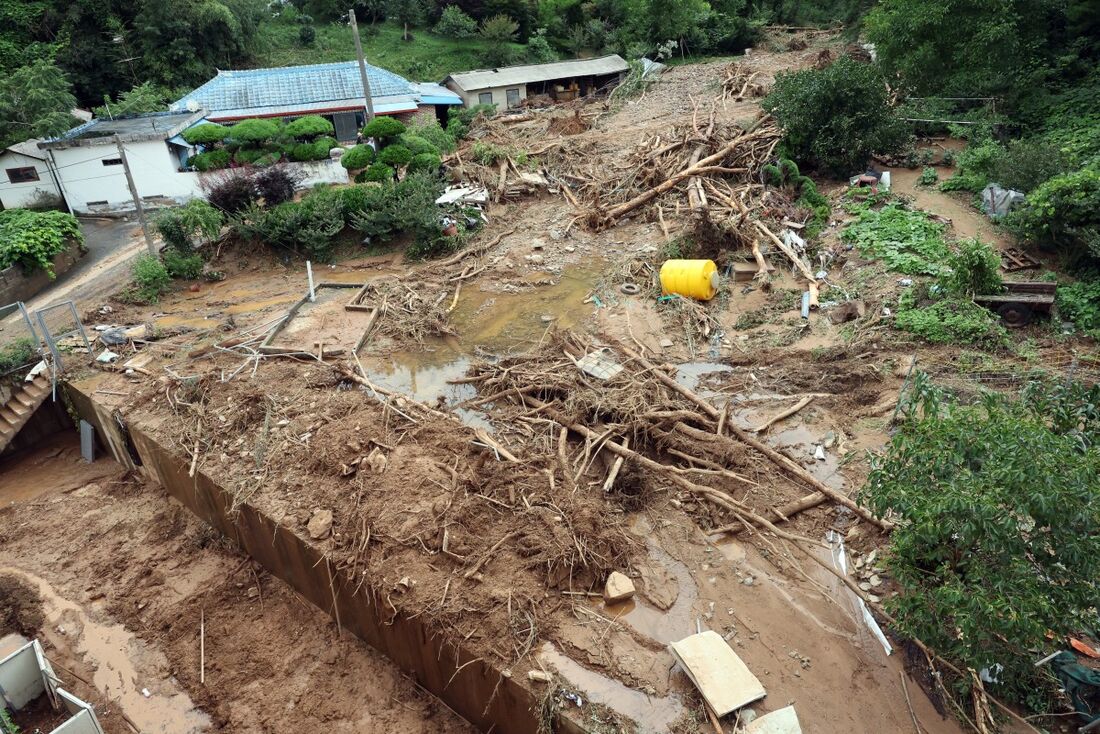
669, 630, 766, 716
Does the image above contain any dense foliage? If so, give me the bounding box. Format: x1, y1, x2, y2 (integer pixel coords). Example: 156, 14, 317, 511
341, 144, 376, 170
940, 238, 1003, 297
894, 289, 1007, 346
129, 253, 172, 303
0, 209, 83, 277
1007, 167, 1100, 266
154, 200, 223, 252
284, 115, 334, 139
362, 116, 406, 143
762, 57, 910, 175
841, 201, 949, 276
863, 375, 1100, 711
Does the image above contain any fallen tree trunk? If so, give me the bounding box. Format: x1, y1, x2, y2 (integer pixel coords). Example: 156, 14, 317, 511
617, 345, 893, 531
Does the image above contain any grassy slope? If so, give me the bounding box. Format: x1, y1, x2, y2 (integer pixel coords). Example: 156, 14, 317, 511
252, 21, 525, 81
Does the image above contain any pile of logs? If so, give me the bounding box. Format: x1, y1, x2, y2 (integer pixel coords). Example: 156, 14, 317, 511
721, 63, 769, 102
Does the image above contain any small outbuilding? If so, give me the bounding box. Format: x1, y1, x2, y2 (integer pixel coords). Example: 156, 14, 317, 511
443, 55, 630, 111
0, 140, 63, 210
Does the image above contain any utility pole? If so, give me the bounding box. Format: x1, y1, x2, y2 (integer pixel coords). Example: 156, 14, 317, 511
349, 9, 376, 124
114, 135, 157, 257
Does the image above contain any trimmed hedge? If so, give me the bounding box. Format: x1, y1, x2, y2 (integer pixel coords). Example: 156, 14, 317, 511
341, 144, 375, 170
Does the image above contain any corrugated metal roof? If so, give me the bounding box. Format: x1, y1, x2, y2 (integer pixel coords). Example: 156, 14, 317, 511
444, 55, 629, 92
173, 61, 416, 115
207, 97, 418, 121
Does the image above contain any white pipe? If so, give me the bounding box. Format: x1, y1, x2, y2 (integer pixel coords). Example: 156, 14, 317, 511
306, 261, 316, 302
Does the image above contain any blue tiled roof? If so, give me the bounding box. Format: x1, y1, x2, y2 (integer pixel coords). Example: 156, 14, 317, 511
173, 61, 416, 116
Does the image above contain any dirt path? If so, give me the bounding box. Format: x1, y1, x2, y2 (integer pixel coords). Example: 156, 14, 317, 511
0, 435, 474, 734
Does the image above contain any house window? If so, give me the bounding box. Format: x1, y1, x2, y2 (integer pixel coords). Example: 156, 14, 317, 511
85, 200, 108, 207
101, 158, 123, 166
6, 167, 39, 183
478, 92, 493, 105
506, 88, 521, 108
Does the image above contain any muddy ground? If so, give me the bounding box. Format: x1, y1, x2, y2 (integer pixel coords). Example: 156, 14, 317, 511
0, 434, 473, 733
2, 29, 1097, 734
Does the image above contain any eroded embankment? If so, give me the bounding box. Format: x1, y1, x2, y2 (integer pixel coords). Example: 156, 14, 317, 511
65, 380, 565, 734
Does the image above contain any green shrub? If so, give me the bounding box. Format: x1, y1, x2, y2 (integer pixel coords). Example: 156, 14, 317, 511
340, 144, 375, 170
349, 172, 446, 254
339, 184, 375, 216
191, 149, 230, 171
434, 5, 478, 37
763, 158, 830, 238
862, 376, 1100, 710
408, 152, 442, 173
398, 134, 438, 156
379, 144, 412, 167
253, 152, 283, 167
762, 56, 910, 176
231, 187, 345, 260
1006, 167, 1100, 265
0, 337, 36, 375
0, 209, 83, 277
154, 200, 223, 251
233, 148, 264, 165
182, 123, 229, 145
130, 253, 171, 302
894, 288, 1007, 346
284, 115, 333, 139
447, 104, 496, 140
917, 166, 938, 186
940, 238, 1003, 297
161, 248, 204, 279
229, 118, 281, 144
938, 139, 1001, 193
312, 136, 337, 160
841, 201, 949, 276
289, 142, 320, 161
1055, 277, 1100, 333
362, 116, 406, 143
989, 139, 1070, 193
360, 163, 395, 183
299, 24, 315, 46
410, 120, 456, 154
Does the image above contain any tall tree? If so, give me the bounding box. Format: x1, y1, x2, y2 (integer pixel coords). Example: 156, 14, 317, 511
388, 0, 426, 40
0, 60, 77, 147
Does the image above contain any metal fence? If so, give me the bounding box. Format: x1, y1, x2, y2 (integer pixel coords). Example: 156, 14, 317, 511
33, 300, 89, 372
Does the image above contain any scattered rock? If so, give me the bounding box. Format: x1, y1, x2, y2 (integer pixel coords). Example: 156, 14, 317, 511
829, 300, 863, 324
307, 510, 333, 540
742, 576, 755, 586
858, 581, 872, 592
603, 571, 635, 604
740, 708, 757, 724
365, 447, 388, 474
528, 670, 552, 683
869, 574, 883, 587
659, 337, 674, 348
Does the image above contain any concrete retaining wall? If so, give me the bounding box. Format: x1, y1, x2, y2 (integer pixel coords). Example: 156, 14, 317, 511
65, 381, 577, 734
0, 245, 84, 305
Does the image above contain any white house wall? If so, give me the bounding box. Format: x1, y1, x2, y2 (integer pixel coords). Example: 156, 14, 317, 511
0, 642, 46, 709
0, 151, 61, 209
446, 83, 527, 111
49, 140, 197, 215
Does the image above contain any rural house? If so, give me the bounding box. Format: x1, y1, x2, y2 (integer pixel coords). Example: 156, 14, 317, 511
0, 140, 63, 210
172, 61, 463, 141
35, 110, 208, 216
442, 55, 630, 110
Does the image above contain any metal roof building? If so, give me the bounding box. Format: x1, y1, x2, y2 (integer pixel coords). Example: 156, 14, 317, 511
443, 55, 629, 110
171, 61, 462, 140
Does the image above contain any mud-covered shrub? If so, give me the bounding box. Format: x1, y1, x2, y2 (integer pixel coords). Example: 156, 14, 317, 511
254, 166, 301, 206
379, 144, 413, 167
201, 170, 258, 213
362, 116, 405, 143
340, 144, 375, 170
284, 114, 333, 139
763, 56, 910, 175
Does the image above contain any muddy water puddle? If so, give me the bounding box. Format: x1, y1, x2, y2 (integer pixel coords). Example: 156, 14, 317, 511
0, 567, 210, 733
539, 642, 685, 733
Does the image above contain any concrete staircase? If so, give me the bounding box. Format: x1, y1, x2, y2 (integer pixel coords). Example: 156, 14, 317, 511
0, 373, 51, 453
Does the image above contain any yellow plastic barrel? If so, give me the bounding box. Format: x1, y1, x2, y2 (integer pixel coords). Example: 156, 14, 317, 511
660, 259, 719, 301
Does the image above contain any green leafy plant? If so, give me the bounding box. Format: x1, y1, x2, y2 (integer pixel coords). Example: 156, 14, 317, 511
446, 104, 496, 140
762, 158, 830, 237
841, 202, 950, 276
340, 144, 375, 170
129, 253, 172, 303
182, 122, 229, 145
154, 200, 223, 252
407, 152, 442, 173
284, 115, 332, 139
398, 134, 438, 156
190, 149, 231, 171
917, 166, 938, 186
298, 23, 315, 46
762, 56, 911, 175
379, 144, 413, 167
349, 172, 447, 256
1006, 166, 1100, 266
0, 209, 83, 277
0, 337, 37, 376
362, 116, 406, 143
228, 118, 281, 144
940, 238, 1003, 297
359, 162, 395, 183
894, 291, 1008, 346
231, 187, 346, 260
409, 120, 456, 154
434, 5, 478, 37
1055, 277, 1100, 334
862, 374, 1100, 711
161, 249, 204, 279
